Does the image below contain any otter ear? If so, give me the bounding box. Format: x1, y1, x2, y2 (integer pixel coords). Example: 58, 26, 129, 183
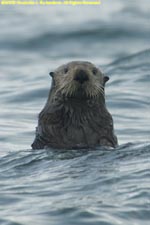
49, 72, 54, 78
104, 76, 109, 84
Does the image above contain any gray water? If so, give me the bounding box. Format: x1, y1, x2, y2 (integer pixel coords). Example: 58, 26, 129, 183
0, 1, 150, 225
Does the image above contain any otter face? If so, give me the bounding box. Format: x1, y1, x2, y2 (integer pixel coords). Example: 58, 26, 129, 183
49, 61, 109, 99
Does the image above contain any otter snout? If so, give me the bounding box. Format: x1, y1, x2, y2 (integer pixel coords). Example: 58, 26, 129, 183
74, 69, 89, 84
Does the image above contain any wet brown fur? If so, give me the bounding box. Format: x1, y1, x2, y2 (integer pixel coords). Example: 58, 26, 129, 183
32, 61, 118, 149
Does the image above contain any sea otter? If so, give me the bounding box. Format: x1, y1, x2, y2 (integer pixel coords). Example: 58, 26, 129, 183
32, 61, 118, 149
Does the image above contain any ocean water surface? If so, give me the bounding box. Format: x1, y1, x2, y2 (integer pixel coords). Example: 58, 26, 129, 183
0, 1, 150, 224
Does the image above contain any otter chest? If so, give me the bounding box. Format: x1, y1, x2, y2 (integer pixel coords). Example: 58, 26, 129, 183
57, 104, 101, 147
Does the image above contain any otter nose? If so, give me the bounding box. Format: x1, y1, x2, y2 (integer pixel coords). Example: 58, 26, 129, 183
74, 69, 89, 84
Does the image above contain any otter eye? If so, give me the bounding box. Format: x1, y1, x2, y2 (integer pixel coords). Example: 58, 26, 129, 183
92, 68, 97, 75
64, 68, 68, 74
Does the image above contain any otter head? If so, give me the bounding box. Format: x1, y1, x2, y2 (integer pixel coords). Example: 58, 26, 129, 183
49, 61, 109, 101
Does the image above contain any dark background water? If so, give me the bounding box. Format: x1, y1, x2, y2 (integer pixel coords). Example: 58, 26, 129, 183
0, 1, 150, 225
